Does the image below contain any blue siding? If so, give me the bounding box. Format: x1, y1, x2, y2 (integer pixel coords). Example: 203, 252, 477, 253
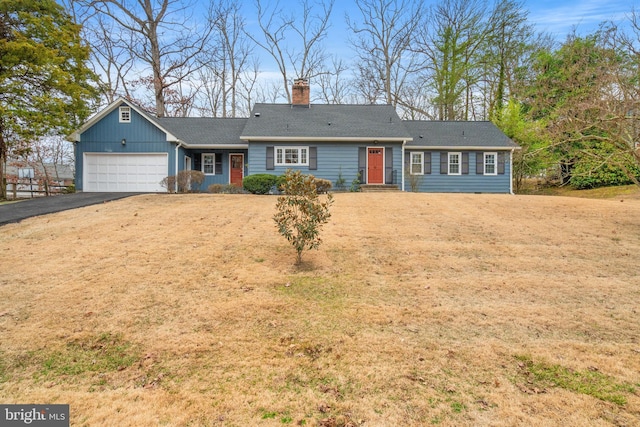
405, 151, 512, 193
182, 149, 248, 191
81, 105, 168, 143
248, 142, 404, 188
75, 105, 175, 190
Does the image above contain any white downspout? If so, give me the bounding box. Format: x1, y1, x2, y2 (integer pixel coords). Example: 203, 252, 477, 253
509, 148, 515, 195
401, 140, 406, 192
175, 140, 184, 193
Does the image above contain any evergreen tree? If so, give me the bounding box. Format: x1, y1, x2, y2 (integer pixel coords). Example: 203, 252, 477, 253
0, 0, 98, 198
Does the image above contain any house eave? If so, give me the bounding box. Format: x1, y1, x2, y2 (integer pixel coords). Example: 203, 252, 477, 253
407, 145, 520, 150
181, 143, 249, 150
240, 136, 411, 143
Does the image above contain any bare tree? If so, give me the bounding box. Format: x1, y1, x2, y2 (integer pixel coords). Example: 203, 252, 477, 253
90, 15, 137, 104
198, 0, 256, 117
61, 1, 135, 105
18, 137, 75, 196
237, 59, 262, 117
289, 0, 334, 80
316, 56, 352, 103
248, 0, 334, 103
79, 0, 213, 117
602, 10, 640, 177
347, 0, 423, 107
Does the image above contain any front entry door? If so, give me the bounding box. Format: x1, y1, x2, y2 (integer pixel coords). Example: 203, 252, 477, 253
367, 148, 384, 184
230, 154, 244, 186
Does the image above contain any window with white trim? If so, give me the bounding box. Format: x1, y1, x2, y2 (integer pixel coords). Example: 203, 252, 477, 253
410, 152, 423, 175
275, 147, 308, 166
202, 153, 215, 174
119, 106, 131, 123
448, 152, 461, 175
484, 152, 497, 175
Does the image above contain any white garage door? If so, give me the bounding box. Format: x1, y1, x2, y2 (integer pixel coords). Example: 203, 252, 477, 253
84, 153, 168, 192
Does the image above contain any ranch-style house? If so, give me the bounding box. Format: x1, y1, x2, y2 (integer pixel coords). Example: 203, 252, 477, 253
69, 79, 520, 194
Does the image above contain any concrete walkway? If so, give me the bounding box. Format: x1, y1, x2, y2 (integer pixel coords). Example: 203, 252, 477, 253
0, 193, 140, 226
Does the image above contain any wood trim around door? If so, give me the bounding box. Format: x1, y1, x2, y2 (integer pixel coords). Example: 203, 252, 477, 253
366, 146, 385, 184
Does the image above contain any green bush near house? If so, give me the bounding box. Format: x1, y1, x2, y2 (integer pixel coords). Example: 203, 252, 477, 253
570, 162, 640, 190
243, 174, 281, 194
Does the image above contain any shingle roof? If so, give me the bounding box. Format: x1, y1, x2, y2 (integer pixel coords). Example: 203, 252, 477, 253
155, 117, 248, 146
403, 121, 518, 149
241, 103, 412, 141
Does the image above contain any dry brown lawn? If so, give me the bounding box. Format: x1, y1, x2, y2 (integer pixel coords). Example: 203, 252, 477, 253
0, 192, 639, 426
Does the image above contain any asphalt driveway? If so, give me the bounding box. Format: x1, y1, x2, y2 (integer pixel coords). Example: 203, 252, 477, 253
0, 193, 140, 226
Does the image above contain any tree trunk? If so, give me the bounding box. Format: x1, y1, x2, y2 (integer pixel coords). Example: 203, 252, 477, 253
0, 119, 6, 200
149, 24, 164, 116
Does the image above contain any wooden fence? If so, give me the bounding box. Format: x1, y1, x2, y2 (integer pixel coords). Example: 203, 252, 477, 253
5, 183, 71, 199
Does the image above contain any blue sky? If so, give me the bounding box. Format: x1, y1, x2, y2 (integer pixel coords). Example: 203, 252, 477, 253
524, 0, 633, 38
239, 0, 636, 78
326, 0, 635, 41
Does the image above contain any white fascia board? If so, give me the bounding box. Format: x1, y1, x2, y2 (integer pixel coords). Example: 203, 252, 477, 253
67, 97, 179, 143
182, 144, 249, 149
407, 145, 521, 150
240, 136, 412, 143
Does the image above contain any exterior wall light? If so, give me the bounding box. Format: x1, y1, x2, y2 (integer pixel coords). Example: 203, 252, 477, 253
121, 138, 126, 145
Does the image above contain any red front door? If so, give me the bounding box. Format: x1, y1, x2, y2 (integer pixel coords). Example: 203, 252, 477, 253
367, 148, 384, 184
230, 154, 244, 186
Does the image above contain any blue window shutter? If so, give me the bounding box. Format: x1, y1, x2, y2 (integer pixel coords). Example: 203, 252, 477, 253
194, 154, 201, 172
266, 146, 274, 170
476, 152, 484, 175
440, 152, 447, 174
498, 152, 506, 174
462, 152, 469, 174
309, 147, 317, 170
424, 152, 431, 174
215, 153, 222, 175
385, 147, 393, 184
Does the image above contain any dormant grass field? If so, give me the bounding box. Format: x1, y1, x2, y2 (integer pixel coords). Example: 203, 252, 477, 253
0, 192, 639, 426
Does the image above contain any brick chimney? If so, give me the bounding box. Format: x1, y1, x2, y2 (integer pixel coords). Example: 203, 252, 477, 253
292, 78, 310, 106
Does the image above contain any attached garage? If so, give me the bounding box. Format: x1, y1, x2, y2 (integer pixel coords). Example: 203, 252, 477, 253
83, 153, 168, 192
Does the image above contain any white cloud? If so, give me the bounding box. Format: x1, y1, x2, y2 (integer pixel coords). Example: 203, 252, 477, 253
528, 0, 630, 38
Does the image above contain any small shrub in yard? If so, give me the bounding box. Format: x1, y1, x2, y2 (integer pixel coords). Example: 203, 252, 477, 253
160, 176, 176, 193
207, 184, 225, 193
177, 170, 205, 192
208, 183, 245, 194
161, 171, 205, 193
243, 174, 280, 194
315, 178, 332, 194
335, 167, 347, 191
350, 177, 361, 192
273, 169, 333, 264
